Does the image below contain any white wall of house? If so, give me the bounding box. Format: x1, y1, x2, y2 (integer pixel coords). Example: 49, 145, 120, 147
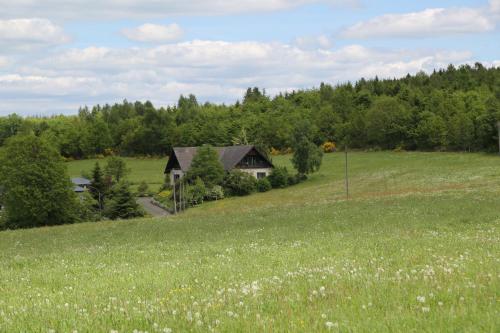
239, 168, 273, 179
170, 169, 185, 185
170, 167, 272, 185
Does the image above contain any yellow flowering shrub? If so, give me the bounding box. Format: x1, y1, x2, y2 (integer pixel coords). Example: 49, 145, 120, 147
158, 190, 172, 198
270, 147, 281, 156
322, 141, 336, 153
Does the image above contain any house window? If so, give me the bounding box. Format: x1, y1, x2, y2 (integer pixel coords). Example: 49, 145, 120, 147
174, 174, 180, 181
242, 156, 257, 166
257, 172, 266, 179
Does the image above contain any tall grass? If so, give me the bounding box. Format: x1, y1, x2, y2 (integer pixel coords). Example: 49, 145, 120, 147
1, 152, 498, 332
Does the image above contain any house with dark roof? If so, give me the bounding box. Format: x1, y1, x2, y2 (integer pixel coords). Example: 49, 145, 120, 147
164, 145, 274, 185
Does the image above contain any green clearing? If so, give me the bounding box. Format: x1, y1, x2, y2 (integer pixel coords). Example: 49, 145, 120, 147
1, 152, 499, 332
67, 157, 168, 191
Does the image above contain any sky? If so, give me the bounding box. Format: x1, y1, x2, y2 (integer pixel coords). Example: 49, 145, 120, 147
0, 0, 499, 116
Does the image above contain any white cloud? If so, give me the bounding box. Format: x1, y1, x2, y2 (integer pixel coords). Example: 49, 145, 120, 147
491, 0, 500, 12
122, 23, 184, 43
0, 0, 357, 20
0, 18, 69, 51
341, 7, 495, 38
294, 34, 332, 50
0, 39, 477, 115
0, 56, 8, 67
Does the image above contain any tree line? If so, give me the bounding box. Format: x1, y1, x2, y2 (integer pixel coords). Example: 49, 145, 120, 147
1, 63, 499, 157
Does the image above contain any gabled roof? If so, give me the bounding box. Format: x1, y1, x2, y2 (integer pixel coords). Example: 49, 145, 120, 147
71, 177, 91, 186
165, 145, 273, 173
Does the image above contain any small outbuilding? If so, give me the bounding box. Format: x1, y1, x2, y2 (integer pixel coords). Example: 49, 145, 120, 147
71, 177, 91, 193
164, 145, 274, 185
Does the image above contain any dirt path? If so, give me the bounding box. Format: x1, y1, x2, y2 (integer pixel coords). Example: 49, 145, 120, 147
137, 197, 170, 217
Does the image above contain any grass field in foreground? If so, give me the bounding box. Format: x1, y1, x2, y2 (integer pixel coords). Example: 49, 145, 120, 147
1, 152, 499, 332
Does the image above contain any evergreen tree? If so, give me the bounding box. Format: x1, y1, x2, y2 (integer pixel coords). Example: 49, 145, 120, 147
137, 181, 149, 197
186, 145, 224, 187
0, 134, 78, 229
104, 181, 144, 220
77, 191, 100, 222
90, 162, 106, 205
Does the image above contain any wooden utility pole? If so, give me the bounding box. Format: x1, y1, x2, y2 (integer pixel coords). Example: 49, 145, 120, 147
182, 181, 186, 211
497, 121, 500, 155
179, 181, 183, 212
173, 179, 177, 214
345, 145, 349, 200
183, 181, 186, 211
178, 181, 182, 212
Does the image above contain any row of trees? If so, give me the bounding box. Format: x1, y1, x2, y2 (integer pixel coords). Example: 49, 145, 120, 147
1, 64, 499, 156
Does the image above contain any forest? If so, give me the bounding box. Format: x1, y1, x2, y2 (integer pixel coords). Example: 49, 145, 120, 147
1, 63, 499, 158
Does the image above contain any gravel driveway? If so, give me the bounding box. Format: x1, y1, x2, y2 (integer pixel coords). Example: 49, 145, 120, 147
137, 197, 170, 217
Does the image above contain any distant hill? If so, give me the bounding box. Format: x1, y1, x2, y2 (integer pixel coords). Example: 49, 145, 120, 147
1, 63, 499, 157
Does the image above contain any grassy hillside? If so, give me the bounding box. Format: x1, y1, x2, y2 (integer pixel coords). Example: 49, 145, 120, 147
1, 152, 499, 332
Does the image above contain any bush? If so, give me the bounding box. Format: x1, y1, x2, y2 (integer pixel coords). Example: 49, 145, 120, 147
223, 170, 257, 196
287, 173, 299, 186
268, 167, 289, 188
270, 147, 280, 156
186, 178, 206, 206
287, 173, 307, 186
159, 174, 172, 192
322, 141, 336, 153
157, 190, 172, 199
256, 178, 272, 192
207, 185, 224, 201
137, 181, 149, 197
77, 192, 101, 222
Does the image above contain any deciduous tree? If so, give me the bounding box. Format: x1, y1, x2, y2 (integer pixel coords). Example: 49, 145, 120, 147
0, 134, 78, 229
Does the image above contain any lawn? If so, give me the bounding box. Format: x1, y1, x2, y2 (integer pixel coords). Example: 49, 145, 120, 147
1, 152, 499, 332
67, 157, 168, 191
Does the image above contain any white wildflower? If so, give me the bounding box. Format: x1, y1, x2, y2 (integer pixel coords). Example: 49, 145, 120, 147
325, 321, 338, 329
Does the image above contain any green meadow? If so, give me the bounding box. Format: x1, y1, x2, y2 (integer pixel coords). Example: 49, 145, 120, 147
67, 157, 168, 192
1, 152, 499, 332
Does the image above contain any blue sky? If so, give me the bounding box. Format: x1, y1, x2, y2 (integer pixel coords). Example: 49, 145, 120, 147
0, 0, 498, 115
